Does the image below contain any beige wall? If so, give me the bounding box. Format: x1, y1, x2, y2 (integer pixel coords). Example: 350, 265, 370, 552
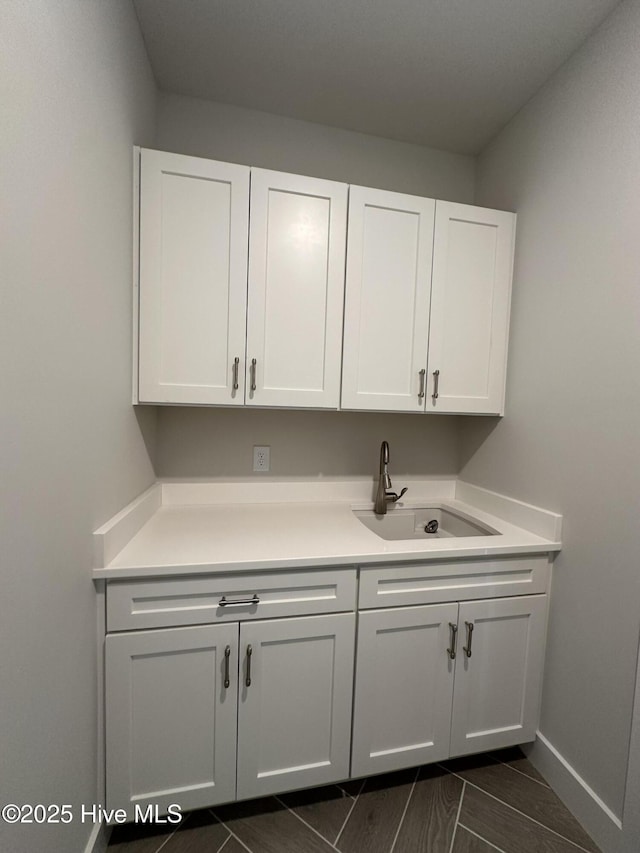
156, 407, 460, 480
0, 2, 156, 851
154, 92, 473, 481
461, 0, 640, 820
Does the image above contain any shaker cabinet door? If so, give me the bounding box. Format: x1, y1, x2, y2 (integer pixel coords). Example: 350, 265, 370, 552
427, 201, 515, 415
246, 169, 347, 409
138, 149, 250, 405
105, 623, 238, 818
351, 603, 457, 777
236, 613, 355, 799
449, 594, 547, 756
341, 186, 436, 412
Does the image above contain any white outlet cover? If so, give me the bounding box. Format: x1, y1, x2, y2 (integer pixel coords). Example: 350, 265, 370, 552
253, 445, 271, 472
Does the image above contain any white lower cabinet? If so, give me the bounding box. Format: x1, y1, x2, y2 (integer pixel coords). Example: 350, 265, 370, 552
449, 595, 547, 756
236, 614, 355, 799
105, 623, 238, 818
104, 564, 549, 817
105, 612, 355, 817
351, 603, 457, 777
351, 594, 547, 777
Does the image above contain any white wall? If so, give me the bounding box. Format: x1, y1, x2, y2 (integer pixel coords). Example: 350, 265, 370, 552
0, 3, 156, 851
460, 0, 640, 826
156, 92, 476, 200
154, 93, 472, 480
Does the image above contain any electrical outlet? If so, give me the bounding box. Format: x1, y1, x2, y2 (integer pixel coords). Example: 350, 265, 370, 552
253, 445, 270, 472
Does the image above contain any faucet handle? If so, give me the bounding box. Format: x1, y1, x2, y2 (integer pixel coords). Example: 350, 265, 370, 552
388, 487, 408, 503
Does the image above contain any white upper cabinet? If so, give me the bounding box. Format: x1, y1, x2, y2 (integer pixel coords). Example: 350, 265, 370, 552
427, 201, 516, 415
138, 149, 250, 405
341, 187, 436, 412
246, 169, 348, 408
341, 190, 515, 416
135, 150, 515, 415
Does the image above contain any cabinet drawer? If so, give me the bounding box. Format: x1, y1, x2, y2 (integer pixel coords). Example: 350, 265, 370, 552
107, 568, 357, 631
359, 556, 550, 609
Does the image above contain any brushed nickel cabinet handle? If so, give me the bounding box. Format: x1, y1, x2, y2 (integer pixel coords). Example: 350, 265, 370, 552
245, 644, 253, 687
250, 358, 257, 392
463, 622, 474, 658
218, 595, 260, 608
432, 369, 440, 401
232, 357, 240, 390
223, 645, 231, 688
418, 369, 426, 399
448, 622, 458, 660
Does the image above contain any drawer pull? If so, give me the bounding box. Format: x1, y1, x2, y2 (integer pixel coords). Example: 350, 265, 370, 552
463, 621, 474, 658
250, 358, 257, 392
218, 595, 260, 608
223, 645, 231, 688
418, 368, 426, 399
447, 622, 458, 660
245, 644, 253, 687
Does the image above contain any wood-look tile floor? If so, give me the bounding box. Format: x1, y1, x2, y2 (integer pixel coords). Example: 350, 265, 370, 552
108, 748, 601, 853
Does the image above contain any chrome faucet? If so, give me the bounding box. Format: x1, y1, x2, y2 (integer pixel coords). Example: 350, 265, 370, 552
374, 441, 408, 514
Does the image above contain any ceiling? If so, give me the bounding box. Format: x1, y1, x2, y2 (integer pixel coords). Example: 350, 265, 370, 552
133, 0, 621, 155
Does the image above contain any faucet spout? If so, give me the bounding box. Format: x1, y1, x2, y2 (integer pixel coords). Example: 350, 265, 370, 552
374, 441, 407, 514
380, 440, 391, 488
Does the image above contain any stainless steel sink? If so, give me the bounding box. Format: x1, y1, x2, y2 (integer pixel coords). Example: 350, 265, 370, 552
353, 506, 498, 540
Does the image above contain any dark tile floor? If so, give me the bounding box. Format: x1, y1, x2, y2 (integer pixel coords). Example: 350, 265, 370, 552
108, 748, 600, 853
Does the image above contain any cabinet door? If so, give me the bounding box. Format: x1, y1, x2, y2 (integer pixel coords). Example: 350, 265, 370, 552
106, 624, 238, 818
236, 613, 355, 799
427, 201, 515, 415
138, 149, 249, 405
351, 603, 458, 777
450, 595, 547, 757
246, 169, 347, 408
341, 186, 436, 411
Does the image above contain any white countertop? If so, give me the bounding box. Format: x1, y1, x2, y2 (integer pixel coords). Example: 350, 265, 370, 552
93, 480, 562, 579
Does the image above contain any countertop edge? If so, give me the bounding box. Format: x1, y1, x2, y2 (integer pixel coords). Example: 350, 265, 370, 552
92, 540, 561, 580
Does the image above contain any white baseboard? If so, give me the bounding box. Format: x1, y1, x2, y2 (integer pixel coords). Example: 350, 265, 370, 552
525, 732, 623, 853
83, 821, 110, 853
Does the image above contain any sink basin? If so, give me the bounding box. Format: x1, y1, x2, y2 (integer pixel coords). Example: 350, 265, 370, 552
353, 506, 498, 541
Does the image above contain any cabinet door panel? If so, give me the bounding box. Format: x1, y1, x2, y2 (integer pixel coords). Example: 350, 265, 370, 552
247, 169, 347, 408
138, 149, 249, 405
236, 613, 355, 799
342, 187, 435, 411
428, 201, 515, 414
450, 595, 547, 756
106, 624, 238, 818
351, 604, 457, 777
